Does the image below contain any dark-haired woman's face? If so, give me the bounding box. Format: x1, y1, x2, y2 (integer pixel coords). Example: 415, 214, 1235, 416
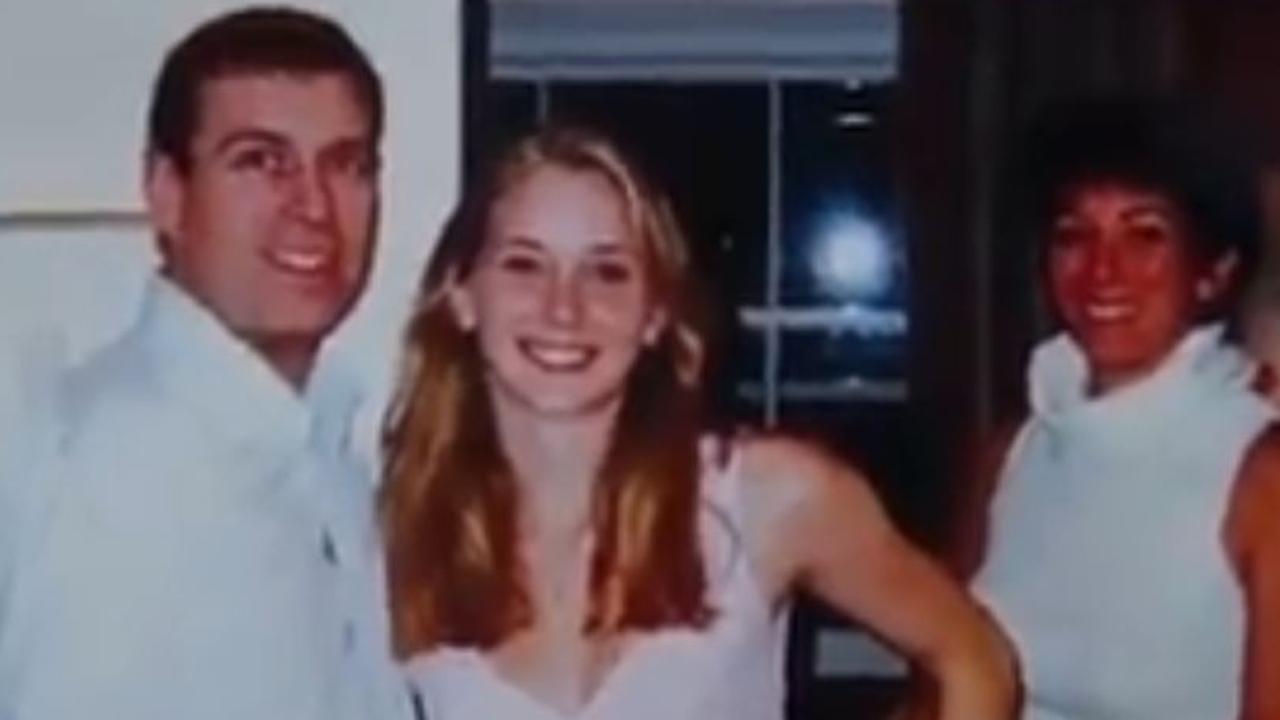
1048, 181, 1227, 394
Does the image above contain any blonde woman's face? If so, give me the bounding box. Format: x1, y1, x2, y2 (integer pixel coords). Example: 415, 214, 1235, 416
450, 164, 665, 418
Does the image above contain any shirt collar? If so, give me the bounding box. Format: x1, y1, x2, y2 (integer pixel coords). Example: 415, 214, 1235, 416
133, 275, 360, 455
1028, 323, 1254, 424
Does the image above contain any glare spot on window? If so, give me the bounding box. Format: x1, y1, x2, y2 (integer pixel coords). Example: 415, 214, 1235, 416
810, 213, 893, 302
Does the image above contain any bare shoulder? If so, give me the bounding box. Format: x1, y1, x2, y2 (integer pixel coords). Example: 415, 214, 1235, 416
1241, 423, 1280, 472
736, 432, 878, 522
731, 432, 882, 598
1228, 424, 1280, 557
1233, 424, 1280, 513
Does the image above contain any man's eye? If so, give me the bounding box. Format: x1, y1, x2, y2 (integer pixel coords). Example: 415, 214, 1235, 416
330, 149, 378, 179
350, 155, 378, 178
232, 147, 287, 174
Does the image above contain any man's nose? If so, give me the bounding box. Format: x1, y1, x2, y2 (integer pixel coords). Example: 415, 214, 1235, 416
286, 164, 331, 224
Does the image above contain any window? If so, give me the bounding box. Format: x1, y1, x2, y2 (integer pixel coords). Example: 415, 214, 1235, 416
482, 3, 911, 716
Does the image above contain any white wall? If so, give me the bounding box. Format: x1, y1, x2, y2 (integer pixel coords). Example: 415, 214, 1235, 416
0, 0, 460, 460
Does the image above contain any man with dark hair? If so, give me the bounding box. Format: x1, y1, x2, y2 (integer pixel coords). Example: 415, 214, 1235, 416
0, 8, 407, 719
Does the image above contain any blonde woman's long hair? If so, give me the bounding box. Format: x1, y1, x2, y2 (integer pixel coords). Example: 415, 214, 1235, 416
381, 126, 713, 658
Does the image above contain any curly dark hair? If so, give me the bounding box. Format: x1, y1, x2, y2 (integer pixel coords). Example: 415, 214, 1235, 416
147, 6, 383, 172
1022, 96, 1263, 323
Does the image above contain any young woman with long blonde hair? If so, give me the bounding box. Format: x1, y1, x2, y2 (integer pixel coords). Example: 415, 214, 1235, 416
381, 126, 1016, 720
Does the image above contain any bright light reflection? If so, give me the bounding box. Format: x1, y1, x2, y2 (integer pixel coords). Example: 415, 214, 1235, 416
810, 212, 894, 301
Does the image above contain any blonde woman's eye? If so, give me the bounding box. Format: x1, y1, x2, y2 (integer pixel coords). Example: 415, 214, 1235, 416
591, 260, 634, 284
497, 254, 543, 275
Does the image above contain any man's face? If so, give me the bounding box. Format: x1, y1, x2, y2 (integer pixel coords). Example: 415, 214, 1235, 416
147, 71, 378, 348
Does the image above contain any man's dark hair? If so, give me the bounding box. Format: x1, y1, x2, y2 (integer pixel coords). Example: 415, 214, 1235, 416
1022, 96, 1263, 321
147, 6, 383, 171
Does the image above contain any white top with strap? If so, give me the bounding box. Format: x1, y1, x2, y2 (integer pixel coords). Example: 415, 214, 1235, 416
974, 326, 1275, 720
403, 440, 789, 720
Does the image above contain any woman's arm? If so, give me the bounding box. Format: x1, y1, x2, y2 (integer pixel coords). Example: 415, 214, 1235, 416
738, 435, 1019, 720
1225, 424, 1280, 720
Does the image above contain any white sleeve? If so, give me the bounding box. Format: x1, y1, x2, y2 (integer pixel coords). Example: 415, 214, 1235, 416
0, 329, 67, 625
0, 375, 183, 720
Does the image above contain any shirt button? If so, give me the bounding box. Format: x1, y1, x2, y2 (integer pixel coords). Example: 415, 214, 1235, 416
321, 530, 338, 565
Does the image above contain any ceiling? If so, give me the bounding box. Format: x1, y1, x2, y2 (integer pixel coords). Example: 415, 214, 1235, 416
492, 0, 891, 5
489, 0, 899, 80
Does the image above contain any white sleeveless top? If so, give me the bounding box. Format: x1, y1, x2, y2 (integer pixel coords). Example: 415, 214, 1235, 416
975, 326, 1275, 720
402, 442, 789, 720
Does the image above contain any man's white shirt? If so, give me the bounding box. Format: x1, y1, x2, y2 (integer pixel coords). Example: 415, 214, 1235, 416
0, 276, 409, 720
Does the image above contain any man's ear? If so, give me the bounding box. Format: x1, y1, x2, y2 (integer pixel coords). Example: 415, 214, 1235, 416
1197, 250, 1239, 303
445, 272, 477, 331
144, 151, 185, 255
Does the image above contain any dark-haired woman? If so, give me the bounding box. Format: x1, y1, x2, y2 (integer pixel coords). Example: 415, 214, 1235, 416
963, 99, 1280, 719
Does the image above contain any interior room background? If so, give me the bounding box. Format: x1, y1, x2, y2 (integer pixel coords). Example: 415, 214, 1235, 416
473, 1, 1280, 717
